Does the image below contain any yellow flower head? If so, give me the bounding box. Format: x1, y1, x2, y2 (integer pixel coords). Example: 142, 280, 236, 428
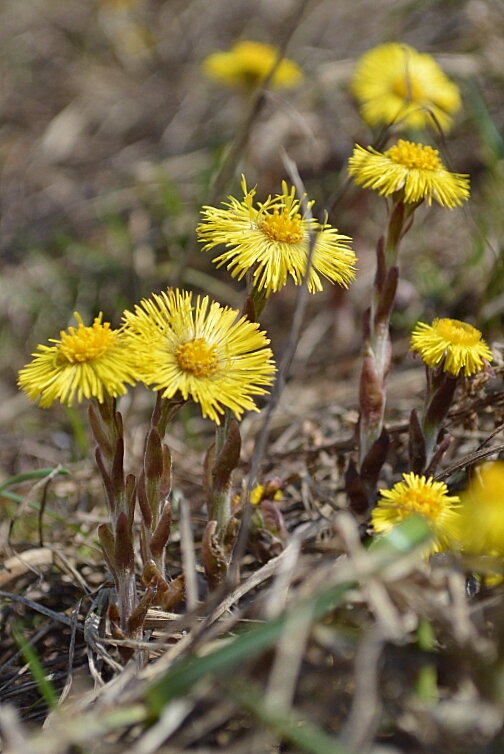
372, 472, 461, 554
411, 318, 492, 376
348, 139, 470, 208
202, 40, 303, 91
122, 289, 276, 424
250, 480, 283, 505
197, 177, 356, 295
18, 313, 138, 408
351, 42, 461, 132
456, 462, 504, 557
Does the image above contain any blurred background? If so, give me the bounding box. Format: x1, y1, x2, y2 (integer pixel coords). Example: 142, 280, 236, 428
1, 0, 503, 469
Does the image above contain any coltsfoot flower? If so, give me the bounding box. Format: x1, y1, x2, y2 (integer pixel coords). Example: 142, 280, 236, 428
456, 462, 504, 557
202, 40, 303, 91
351, 42, 461, 132
250, 480, 284, 505
18, 313, 138, 407
372, 472, 461, 554
123, 289, 275, 423
197, 177, 356, 295
411, 318, 492, 376
348, 139, 470, 208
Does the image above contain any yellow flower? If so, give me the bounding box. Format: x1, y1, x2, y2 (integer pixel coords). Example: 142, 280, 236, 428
18, 314, 138, 407
372, 472, 461, 554
197, 177, 356, 295
122, 289, 275, 424
202, 40, 303, 91
456, 462, 504, 557
411, 318, 492, 376
250, 484, 266, 505
250, 482, 283, 505
351, 42, 461, 132
348, 139, 470, 208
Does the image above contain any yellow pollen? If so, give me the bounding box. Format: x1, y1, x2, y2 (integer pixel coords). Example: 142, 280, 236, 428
386, 140, 442, 171
175, 338, 219, 377
259, 209, 304, 244
58, 320, 115, 364
401, 489, 443, 520
435, 319, 480, 345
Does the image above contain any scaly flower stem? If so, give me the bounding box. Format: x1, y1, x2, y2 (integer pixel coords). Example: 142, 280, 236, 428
204, 409, 242, 542
422, 370, 459, 468
212, 409, 233, 538
89, 395, 138, 635
241, 278, 269, 324
359, 200, 406, 467
138, 393, 178, 575
151, 392, 186, 441
383, 199, 405, 270
202, 411, 242, 586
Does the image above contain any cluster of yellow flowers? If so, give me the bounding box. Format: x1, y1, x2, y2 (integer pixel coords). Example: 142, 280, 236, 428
19, 174, 361, 421
18, 37, 502, 580
345, 43, 501, 566
18, 290, 275, 425
371, 318, 493, 557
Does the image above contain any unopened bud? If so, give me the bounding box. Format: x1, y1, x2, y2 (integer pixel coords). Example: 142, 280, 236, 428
145, 427, 163, 480
150, 504, 172, 558
408, 409, 426, 474
115, 511, 134, 572
213, 419, 241, 491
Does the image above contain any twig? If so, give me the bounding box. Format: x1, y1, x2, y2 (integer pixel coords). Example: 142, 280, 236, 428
0, 590, 83, 630
230, 151, 317, 577
179, 497, 199, 611
340, 631, 385, 752
434, 442, 504, 481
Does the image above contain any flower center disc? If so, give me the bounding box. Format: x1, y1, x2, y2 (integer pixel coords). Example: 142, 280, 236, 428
435, 319, 480, 346
59, 322, 115, 364
401, 489, 443, 520
175, 338, 219, 377
386, 140, 442, 171
259, 209, 304, 244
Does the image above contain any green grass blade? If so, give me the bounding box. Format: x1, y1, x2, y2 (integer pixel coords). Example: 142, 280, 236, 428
146, 581, 354, 716
367, 514, 432, 554
0, 467, 70, 490
230, 681, 350, 754
0, 492, 82, 533
0, 488, 24, 502
146, 517, 431, 717
466, 81, 504, 162
11, 623, 58, 710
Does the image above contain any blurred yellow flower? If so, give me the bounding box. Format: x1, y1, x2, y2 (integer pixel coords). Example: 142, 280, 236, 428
351, 42, 461, 132
197, 177, 356, 295
411, 318, 492, 376
456, 462, 504, 557
348, 139, 470, 208
372, 472, 461, 554
250, 482, 283, 505
122, 289, 275, 424
18, 314, 138, 407
202, 40, 303, 91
